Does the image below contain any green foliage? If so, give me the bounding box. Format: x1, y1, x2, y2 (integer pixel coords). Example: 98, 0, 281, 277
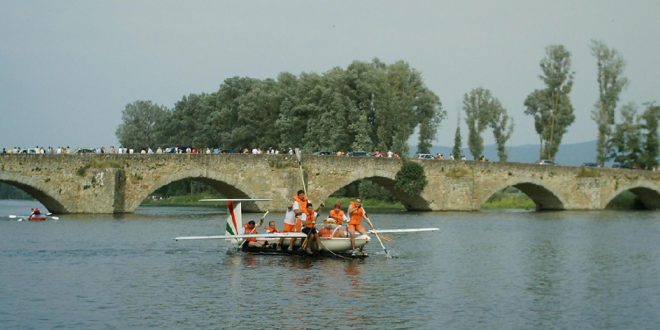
115, 100, 170, 150
463, 87, 512, 161
608, 103, 659, 169
590, 40, 628, 166
576, 168, 601, 178
490, 102, 514, 162
639, 104, 659, 169
394, 161, 427, 195
483, 187, 536, 209
0, 182, 32, 199
115, 59, 445, 156
608, 103, 643, 167
524, 44, 575, 160
452, 125, 463, 159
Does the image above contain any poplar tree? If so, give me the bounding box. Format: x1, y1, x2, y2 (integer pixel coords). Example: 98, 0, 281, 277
524, 44, 575, 160
639, 104, 659, 169
608, 103, 642, 167
590, 40, 628, 166
463, 87, 496, 160
452, 125, 463, 159
490, 102, 514, 162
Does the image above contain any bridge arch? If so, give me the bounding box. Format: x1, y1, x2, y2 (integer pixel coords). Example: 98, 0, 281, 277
0, 178, 68, 214
478, 180, 566, 210
312, 174, 431, 211
604, 184, 660, 210
125, 169, 263, 212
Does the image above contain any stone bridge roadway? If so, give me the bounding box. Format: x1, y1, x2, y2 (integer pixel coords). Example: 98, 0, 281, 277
1, 154, 658, 214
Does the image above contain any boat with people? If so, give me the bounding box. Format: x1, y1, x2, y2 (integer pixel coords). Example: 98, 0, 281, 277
174, 198, 438, 259
8, 208, 59, 222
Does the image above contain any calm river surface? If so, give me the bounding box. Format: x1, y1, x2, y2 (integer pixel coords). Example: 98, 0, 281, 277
1, 200, 659, 329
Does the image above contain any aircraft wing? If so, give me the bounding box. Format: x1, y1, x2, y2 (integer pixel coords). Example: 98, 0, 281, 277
368, 228, 439, 234
175, 232, 308, 241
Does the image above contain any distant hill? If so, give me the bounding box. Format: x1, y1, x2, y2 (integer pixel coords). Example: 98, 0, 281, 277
414, 140, 599, 166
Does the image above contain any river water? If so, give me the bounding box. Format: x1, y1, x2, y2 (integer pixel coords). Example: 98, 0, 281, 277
1, 200, 659, 329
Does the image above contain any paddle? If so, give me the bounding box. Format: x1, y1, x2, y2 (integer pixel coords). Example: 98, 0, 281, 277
364, 216, 392, 258
9, 214, 59, 221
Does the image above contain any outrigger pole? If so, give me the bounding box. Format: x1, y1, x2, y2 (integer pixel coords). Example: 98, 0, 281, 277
294, 148, 307, 195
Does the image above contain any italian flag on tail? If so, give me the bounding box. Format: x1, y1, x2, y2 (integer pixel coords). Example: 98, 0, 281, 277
225, 201, 243, 245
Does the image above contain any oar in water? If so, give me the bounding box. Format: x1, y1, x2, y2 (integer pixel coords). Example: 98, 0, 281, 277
364, 216, 392, 259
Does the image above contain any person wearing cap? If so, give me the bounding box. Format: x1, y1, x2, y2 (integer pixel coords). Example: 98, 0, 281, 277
282, 201, 298, 251
348, 198, 368, 255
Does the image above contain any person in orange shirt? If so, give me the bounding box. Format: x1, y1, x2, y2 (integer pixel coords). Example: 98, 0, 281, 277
301, 201, 324, 254
243, 220, 265, 248
329, 203, 348, 226
266, 220, 279, 233
292, 190, 308, 233
348, 198, 368, 256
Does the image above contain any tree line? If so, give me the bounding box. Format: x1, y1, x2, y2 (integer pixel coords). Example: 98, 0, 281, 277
116, 59, 446, 156
117, 47, 658, 169
449, 41, 657, 169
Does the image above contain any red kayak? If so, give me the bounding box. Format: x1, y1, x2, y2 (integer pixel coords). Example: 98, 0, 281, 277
28, 215, 47, 221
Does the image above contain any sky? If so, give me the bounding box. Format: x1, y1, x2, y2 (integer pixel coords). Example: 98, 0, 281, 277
1, 0, 658, 149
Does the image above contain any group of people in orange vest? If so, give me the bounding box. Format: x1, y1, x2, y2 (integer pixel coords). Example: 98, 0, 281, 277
242, 189, 369, 255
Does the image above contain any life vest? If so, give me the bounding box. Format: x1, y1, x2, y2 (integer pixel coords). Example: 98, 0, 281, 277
266, 225, 279, 233
293, 195, 308, 216
244, 225, 258, 242
318, 226, 334, 238
349, 202, 365, 226
329, 209, 346, 225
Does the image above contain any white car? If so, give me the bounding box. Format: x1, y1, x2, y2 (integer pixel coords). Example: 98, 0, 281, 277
538, 159, 556, 165
417, 153, 434, 160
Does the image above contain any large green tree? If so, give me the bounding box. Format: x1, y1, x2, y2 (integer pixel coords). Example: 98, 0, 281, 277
639, 104, 659, 169
590, 40, 628, 166
463, 87, 497, 160
115, 100, 170, 150
524, 44, 575, 160
490, 103, 514, 162
116, 59, 445, 155
608, 103, 643, 167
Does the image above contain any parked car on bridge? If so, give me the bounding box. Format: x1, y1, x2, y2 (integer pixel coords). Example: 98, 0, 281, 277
313, 151, 333, 156
538, 159, 556, 165
416, 153, 434, 160
582, 162, 600, 167
347, 151, 371, 157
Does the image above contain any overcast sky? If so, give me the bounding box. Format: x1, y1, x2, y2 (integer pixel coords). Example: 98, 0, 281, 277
1, 0, 658, 149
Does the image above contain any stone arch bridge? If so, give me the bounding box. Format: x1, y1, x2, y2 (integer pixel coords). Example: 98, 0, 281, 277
1, 154, 658, 214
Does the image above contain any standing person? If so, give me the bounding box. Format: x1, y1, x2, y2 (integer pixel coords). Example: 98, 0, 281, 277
282, 201, 298, 251
292, 189, 308, 232
348, 198, 369, 256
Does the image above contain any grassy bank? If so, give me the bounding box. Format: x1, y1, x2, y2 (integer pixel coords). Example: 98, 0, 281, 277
141, 193, 228, 207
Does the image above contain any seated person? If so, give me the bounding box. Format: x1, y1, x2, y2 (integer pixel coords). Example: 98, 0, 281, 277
243, 220, 265, 248
266, 220, 279, 233
301, 217, 318, 254
318, 218, 337, 238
